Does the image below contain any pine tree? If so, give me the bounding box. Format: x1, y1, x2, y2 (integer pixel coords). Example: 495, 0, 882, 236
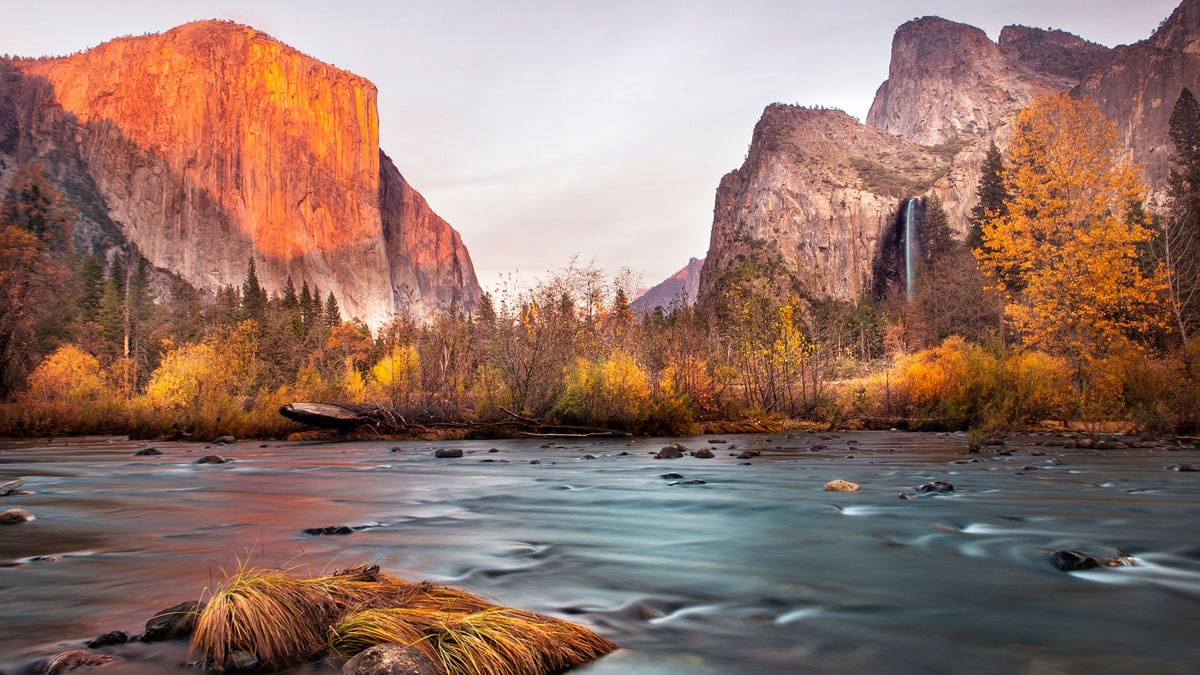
324, 291, 342, 327
1161, 88, 1200, 355
919, 194, 953, 266
968, 143, 1008, 250
75, 252, 105, 324
240, 257, 267, 322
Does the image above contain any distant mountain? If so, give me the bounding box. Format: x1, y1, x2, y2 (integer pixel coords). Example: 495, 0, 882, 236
0, 20, 479, 327
698, 0, 1198, 310
633, 257, 704, 313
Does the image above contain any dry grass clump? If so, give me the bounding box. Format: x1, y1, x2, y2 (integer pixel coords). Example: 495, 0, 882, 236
331, 606, 619, 675
191, 563, 617, 673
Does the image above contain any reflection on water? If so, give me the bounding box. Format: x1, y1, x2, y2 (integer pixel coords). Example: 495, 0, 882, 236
1, 432, 1199, 673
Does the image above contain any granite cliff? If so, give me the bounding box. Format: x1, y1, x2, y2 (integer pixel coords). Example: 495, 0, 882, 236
0, 20, 479, 327
1077, 0, 1200, 192
697, 105, 947, 308
699, 2, 1195, 311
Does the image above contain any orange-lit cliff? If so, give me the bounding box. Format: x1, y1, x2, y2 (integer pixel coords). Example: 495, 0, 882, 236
2, 20, 479, 326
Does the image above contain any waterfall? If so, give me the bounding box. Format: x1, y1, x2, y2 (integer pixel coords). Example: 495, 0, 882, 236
904, 197, 918, 301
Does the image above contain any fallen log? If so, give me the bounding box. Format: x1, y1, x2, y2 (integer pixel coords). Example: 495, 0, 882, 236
278, 402, 366, 429
278, 402, 630, 437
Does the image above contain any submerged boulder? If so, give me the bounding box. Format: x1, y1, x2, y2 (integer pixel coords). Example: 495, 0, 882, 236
434, 448, 464, 458
1, 478, 26, 496
690, 448, 715, 459
196, 454, 228, 464
134, 447, 162, 456
1050, 549, 1139, 572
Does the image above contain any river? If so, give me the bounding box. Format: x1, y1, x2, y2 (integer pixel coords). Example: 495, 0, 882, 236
1, 432, 1198, 674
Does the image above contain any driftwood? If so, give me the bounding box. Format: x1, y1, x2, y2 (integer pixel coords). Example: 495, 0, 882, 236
278, 402, 630, 438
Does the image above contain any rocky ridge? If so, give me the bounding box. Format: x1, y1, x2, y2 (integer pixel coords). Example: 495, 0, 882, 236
632, 256, 704, 313
0, 20, 479, 327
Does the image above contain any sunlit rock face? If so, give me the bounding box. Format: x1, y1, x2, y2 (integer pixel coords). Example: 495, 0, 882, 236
1076, 0, 1200, 193
4, 20, 479, 327
697, 105, 945, 308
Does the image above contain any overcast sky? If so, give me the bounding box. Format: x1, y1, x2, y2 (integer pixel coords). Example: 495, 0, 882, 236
0, 0, 1184, 291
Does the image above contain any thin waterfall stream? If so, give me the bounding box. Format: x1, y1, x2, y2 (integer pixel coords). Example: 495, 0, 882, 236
904, 197, 918, 300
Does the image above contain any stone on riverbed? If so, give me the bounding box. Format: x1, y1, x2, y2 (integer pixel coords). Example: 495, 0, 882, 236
134, 447, 162, 456
823, 479, 860, 492
1050, 549, 1139, 572
141, 600, 203, 642
85, 630, 128, 648
342, 643, 440, 675
434, 448, 464, 458
655, 443, 687, 459
690, 447, 715, 458
0, 508, 33, 524
1, 478, 26, 496
196, 454, 228, 464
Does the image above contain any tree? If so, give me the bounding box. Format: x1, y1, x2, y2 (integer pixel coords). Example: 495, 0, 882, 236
1160, 88, 1200, 357
0, 166, 75, 398
976, 94, 1166, 390
968, 143, 1008, 250
240, 258, 267, 322
323, 291, 342, 327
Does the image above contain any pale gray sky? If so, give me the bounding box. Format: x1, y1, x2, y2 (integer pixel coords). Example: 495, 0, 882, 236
0, 0, 1184, 290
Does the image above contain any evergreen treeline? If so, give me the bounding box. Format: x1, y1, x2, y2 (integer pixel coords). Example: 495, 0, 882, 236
4, 89, 1200, 438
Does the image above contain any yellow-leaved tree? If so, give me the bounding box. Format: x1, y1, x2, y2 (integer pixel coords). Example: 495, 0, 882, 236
976, 94, 1166, 391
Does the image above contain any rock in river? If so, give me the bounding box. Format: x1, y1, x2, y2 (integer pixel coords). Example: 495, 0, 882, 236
435, 448, 464, 458
141, 600, 203, 642
823, 479, 860, 492
655, 443, 687, 459
0, 508, 33, 524
196, 454, 228, 464
690, 447, 715, 459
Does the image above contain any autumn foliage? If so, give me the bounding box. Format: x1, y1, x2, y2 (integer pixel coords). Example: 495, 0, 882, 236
976, 94, 1167, 388
6, 91, 1200, 436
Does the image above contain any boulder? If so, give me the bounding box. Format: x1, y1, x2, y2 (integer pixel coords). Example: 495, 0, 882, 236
85, 630, 128, 648
660, 473, 685, 480
196, 454, 227, 464
1169, 464, 1198, 472
213, 435, 237, 445
0, 508, 34, 524
917, 480, 954, 494
303, 525, 358, 536
690, 448, 715, 459
823, 479, 860, 492
1049, 549, 1138, 572
736, 451, 756, 460
134, 447, 162, 456
141, 600, 203, 642
342, 643, 440, 675
655, 443, 686, 459
434, 448, 464, 458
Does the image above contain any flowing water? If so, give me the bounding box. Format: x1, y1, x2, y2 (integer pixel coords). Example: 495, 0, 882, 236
1, 432, 1199, 674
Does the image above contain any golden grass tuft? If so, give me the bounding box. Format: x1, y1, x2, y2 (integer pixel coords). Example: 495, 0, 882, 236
192, 563, 617, 673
